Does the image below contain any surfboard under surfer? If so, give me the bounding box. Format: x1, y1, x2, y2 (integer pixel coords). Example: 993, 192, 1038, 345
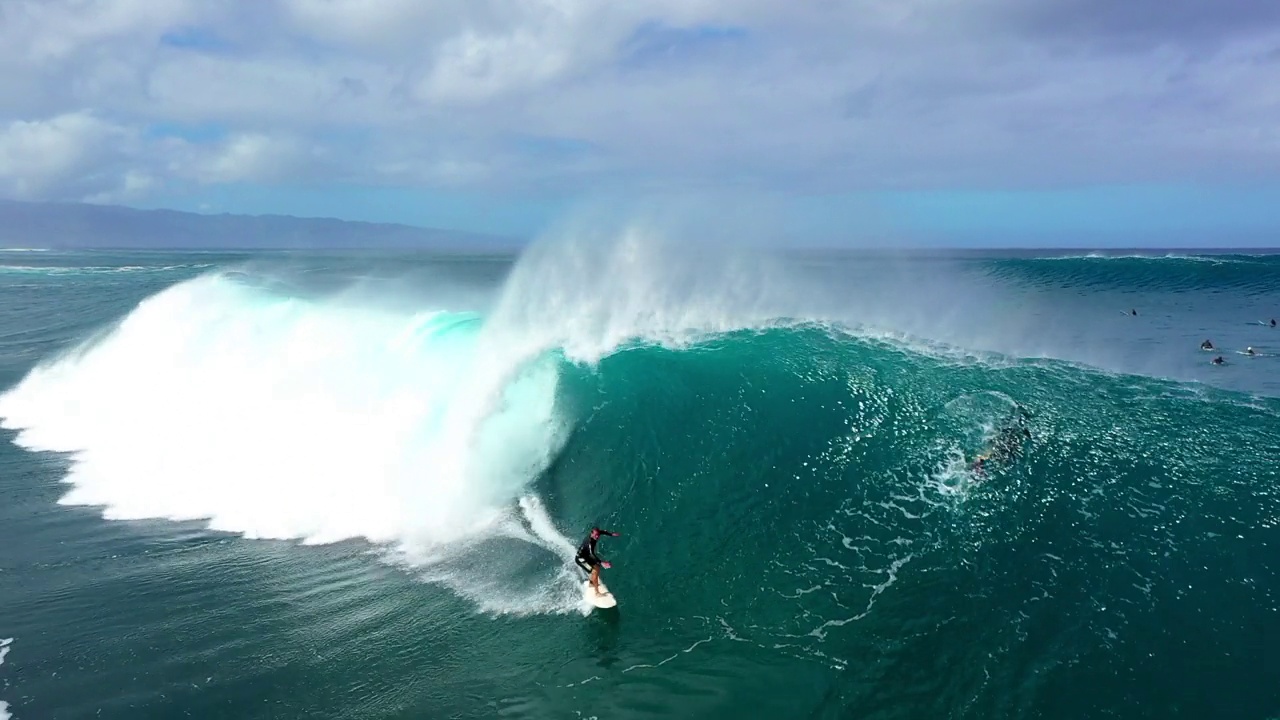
575, 527, 619, 597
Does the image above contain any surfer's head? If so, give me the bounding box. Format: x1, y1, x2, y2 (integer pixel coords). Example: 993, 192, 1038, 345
590, 527, 602, 539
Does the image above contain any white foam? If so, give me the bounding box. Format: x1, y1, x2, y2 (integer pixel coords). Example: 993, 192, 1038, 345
0, 273, 571, 554
388, 495, 586, 616
1, 638, 12, 720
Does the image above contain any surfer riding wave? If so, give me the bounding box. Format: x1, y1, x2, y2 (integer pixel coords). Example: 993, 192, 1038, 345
575, 527, 619, 597
972, 404, 1032, 475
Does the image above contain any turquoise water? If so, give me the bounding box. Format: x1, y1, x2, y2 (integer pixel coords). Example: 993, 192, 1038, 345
0, 243, 1278, 718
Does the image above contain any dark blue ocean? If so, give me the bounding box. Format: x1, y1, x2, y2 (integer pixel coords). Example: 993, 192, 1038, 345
0, 242, 1277, 719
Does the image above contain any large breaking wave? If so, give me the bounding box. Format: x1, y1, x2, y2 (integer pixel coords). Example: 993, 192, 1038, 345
1, 231, 1277, 638
0, 227, 811, 614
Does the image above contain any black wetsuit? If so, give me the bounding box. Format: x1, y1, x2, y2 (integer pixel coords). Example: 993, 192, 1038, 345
575, 529, 617, 575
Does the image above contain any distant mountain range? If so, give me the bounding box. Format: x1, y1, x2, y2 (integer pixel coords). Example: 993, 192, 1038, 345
0, 199, 516, 250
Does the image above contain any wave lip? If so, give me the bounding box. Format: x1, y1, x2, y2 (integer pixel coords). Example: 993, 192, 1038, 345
987, 253, 1280, 293
0, 264, 212, 275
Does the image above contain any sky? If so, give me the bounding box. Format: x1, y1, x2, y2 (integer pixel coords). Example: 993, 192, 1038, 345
1, 0, 1279, 246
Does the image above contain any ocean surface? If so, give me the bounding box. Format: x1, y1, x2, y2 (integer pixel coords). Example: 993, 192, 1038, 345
0, 237, 1278, 719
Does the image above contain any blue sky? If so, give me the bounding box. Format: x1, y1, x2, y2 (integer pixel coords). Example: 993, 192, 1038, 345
1, 1, 1279, 246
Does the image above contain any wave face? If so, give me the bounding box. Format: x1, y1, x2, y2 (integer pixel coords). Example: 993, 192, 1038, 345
556, 324, 1279, 683
1, 241, 1279, 717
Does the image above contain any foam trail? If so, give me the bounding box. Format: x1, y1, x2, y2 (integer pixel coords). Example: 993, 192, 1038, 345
1, 638, 11, 720
518, 495, 578, 558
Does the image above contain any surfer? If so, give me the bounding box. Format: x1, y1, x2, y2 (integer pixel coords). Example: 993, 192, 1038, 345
1271, 319, 1277, 327
1212, 355, 1225, 365
1129, 309, 1138, 316
575, 527, 619, 596
972, 405, 1032, 474
1246, 347, 1257, 356
1201, 339, 1215, 350
972, 429, 1030, 474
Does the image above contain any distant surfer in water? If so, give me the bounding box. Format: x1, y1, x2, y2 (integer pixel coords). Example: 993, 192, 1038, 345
1201, 339, 1215, 350
1246, 347, 1257, 356
575, 527, 619, 596
972, 405, 1032, 475
1271, 319, 1277, 327
1212, 356, 1225, 365
1129, 309, 1138, 316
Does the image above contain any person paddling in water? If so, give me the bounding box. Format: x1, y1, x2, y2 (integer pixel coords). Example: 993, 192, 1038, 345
972, 405, 1032, 475
575, 527, 619, 596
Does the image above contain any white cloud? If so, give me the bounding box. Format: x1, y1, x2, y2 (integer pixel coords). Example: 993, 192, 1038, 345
85, 170, 157, 204
279, 0, 457, 51
0, 113, 317, 201
0, 0, 200, 62
145, 54, 381, 124
421, 27, 575, 104
0, 111, 138, 200
189, 133, 313, 184
0, 0, 1278, 205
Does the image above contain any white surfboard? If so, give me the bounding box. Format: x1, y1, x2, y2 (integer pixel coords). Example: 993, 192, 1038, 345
583, 580, 617, 609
